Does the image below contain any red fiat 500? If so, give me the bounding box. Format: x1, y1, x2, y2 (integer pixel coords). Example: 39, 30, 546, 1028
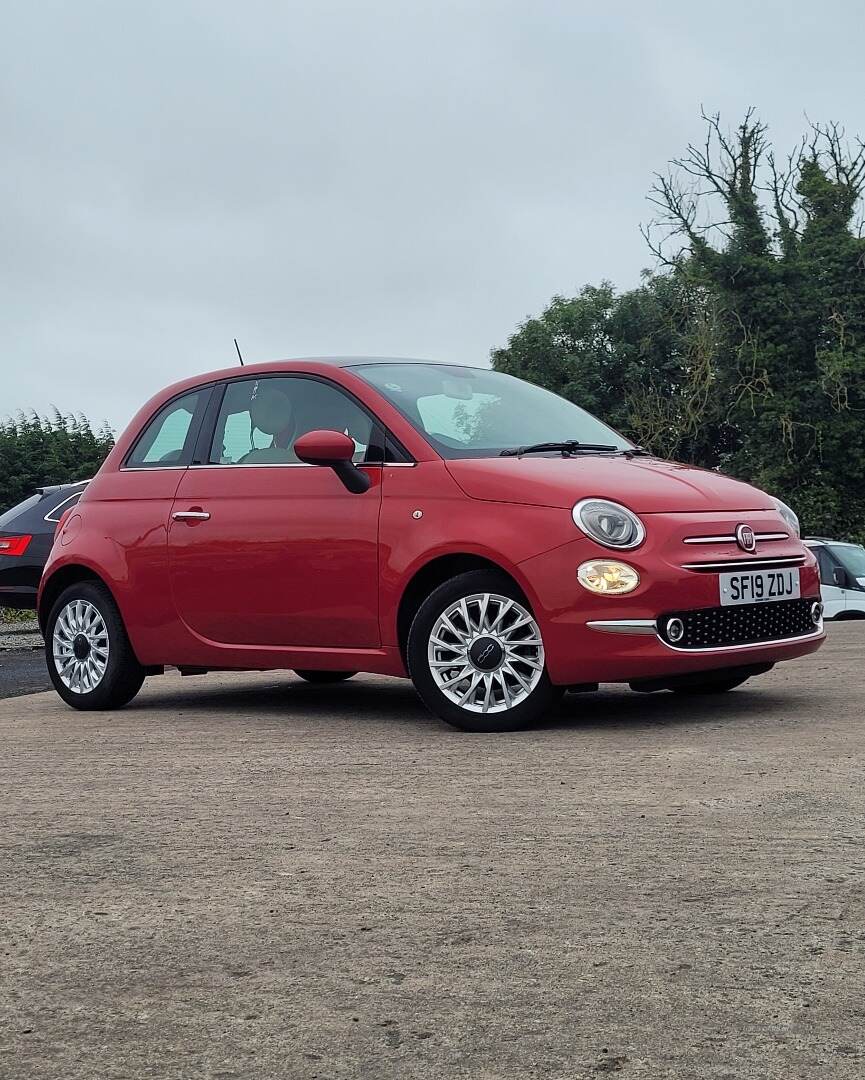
39, 358, 825, 732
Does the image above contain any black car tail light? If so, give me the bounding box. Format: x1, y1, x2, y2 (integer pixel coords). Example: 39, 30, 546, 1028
0, 535, 33, 556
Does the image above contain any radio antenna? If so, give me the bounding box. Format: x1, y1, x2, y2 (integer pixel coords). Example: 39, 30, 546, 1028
234, 338, 245, 366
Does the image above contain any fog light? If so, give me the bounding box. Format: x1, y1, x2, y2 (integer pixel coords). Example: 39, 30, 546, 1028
666, 617, 685, 643
577, 560, 640, 596
810, 601, 823, 626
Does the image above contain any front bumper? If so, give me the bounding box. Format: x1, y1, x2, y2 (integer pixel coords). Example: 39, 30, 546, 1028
517, 533, 826, 686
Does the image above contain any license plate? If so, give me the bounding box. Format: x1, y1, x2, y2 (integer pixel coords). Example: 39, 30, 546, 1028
719, 568, 800, 606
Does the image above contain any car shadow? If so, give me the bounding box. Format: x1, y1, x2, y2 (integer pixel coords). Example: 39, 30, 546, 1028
129, 673, 441, 729
126, 671, 824, 735
545, 684, 822, 732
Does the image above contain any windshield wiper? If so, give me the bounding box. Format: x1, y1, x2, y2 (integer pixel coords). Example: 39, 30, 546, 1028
500, 440, 622, 458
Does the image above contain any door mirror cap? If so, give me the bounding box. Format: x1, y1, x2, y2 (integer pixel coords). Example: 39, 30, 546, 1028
833, 566, 849, 588
294, 429, 356, 465
294, 429, 371, 494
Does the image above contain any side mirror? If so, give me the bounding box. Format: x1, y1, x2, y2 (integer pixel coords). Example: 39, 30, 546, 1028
294, 429, 371, 494
833, 566, 849, 589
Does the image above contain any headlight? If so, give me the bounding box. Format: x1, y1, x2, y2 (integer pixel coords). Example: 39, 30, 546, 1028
572, 498, 645, 549
577, 560, 640, 595
772, 496, 800, 538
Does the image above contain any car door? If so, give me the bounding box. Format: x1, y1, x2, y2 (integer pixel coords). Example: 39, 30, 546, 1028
813, 545, 846, 619
167, 373, 383, 649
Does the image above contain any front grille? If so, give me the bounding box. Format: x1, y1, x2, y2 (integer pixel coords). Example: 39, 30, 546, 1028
658, 598, 818, 650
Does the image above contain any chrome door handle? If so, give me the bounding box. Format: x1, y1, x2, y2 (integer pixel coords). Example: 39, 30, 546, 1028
172, 511, 211, 521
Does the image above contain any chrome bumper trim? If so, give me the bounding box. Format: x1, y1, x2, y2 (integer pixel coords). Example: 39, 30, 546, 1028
586, 619, 824, 651
683, 531, 789, 545
681, 556, 806, 572
658, 624, 824, 653
586, 619, 657, 636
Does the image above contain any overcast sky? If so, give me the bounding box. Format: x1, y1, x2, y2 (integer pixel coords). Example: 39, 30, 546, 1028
3, 0, 863, 432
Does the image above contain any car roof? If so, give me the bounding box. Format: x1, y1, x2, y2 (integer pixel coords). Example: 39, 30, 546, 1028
36, 480, 90, 495
281, 356, 480, 368
194, 356, 484, 379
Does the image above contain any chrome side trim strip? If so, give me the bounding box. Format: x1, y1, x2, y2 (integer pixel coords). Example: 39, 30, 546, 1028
121, 461, 418, 473
586, 619, 658, 636
658, 625, 824, 653
683, 531, 789, 545
186, 461, 417, 470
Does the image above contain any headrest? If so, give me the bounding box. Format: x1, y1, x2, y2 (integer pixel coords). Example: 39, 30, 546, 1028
249, 383, 292, 437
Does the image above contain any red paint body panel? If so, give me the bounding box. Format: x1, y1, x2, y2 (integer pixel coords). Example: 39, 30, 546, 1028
168, 464, 381, 649
445, 455, 776, 512
40, 359, 826, 688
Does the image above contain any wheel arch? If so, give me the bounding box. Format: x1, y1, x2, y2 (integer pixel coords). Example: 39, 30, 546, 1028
395, 552, 533, 664
38, 564, 116, 636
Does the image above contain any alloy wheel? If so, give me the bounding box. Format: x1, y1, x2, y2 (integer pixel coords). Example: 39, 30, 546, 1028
52, 599, 110, 694
427, 592, 544, 713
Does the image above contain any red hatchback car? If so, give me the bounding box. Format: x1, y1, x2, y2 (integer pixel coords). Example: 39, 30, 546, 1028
39, 358, 825, 732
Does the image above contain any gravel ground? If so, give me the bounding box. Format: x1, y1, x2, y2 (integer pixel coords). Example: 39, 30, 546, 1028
1, 624, 863, 1080
0, 616, 42, 652
0, 650, 49, 698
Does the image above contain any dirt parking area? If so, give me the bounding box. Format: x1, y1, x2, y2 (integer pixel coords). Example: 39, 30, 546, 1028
1, 624, 863, 1079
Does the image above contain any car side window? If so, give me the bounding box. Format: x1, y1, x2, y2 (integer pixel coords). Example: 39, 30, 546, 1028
44, 490, 84, 523
126, 390, 204, 468
814, 547, 835, 584
208, 376, 381, 466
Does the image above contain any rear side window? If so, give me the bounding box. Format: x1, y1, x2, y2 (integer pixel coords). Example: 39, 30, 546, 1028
126, 390, 205, 469
813, 547, 835, 584
44, 489, 84, 523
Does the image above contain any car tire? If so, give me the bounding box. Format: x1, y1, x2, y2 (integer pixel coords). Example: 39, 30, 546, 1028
294, 670, 357, 684
46, 581, 145, 710
407, 570, 562, 732
671, 673, 754, 695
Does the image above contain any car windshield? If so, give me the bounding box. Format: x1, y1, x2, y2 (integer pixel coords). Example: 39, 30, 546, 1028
352, 363, 632, 459
830, 543, 865, 583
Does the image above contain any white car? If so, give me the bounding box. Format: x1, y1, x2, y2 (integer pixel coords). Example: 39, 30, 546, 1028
803, 538, 865, 620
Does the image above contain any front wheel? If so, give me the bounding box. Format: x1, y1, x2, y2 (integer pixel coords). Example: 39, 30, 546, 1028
407, 570, 561, 732
46, 581, 145, 710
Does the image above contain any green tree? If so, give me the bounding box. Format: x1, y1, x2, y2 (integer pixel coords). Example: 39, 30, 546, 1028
0, 410, 114, 511
645, 111, 865, 538
491, 275, 732, 465
492, 111, 865, 540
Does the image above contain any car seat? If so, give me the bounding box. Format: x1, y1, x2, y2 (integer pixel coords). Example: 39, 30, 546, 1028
238, 383, 297, 464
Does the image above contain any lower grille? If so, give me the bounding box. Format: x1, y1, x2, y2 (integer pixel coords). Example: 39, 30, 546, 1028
658, 598, 818, 650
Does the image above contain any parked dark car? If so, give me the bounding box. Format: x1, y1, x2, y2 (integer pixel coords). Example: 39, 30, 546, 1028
0, 482, 89, 609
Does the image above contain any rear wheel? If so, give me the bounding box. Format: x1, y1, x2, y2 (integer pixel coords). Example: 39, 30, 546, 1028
46, 581, 145, 710
294, 670, 357, 684
407, 570, 561, 732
